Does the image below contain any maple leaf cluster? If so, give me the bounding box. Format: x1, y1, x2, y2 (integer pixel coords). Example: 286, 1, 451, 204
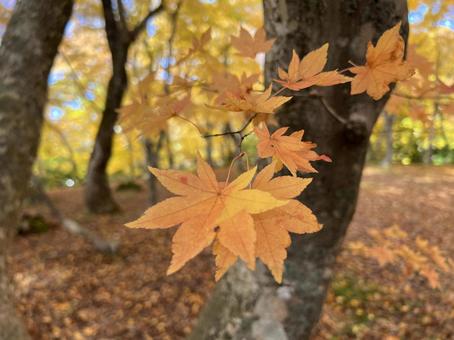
124, 22, 414, 282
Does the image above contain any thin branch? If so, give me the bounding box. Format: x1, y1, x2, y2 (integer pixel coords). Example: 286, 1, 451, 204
203, 113, 257, 138
131, 1, 165, 41
60, 52, 103, 113
308, 92, 347, 124
116, 0, 129, 34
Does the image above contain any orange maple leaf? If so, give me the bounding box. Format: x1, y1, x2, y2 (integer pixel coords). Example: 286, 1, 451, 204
255, 124, 331, 176
118, 95, 192, 135
349, 22, 415, 100
125, 154, 287, 276
231, 27, 275, 59
214, 162, 322, 283
210, 72, 259, 105
275, 44, 351, 90
214, 85, 292, 117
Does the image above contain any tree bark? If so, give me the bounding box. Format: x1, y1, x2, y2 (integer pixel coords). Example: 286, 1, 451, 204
144, 134, 164, 204
190, 1, 409, 339
0, 1, 73, 339
84, 0, 130, 213
84, 0, 163, 213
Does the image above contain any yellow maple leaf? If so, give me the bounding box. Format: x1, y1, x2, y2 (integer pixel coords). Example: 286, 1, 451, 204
125, 154, 287, 276
275, 44, 351, 90
231, 27, 275, 59
255, 124, 331, 176
349, 22, 415, 100
213, 162, 322, 283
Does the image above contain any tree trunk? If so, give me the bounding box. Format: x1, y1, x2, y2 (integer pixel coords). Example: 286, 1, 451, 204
190, 1, 409, 339
381, 111, 394, 167
84, 0, 163, 213
85, 43, 128, 213
0, 1, 73, 339
144, 134, 164, 204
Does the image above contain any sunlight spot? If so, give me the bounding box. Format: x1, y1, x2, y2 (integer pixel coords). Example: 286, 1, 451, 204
65, 179, 75, 187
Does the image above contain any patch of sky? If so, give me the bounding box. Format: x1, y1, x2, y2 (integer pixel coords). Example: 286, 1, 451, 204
409, 3, 428, 24
157, 69, 173, 83
160, 56, 176, 69
199, 0, 217, 4
49, 107, 64, 121
147, 20, 157, 36
0, 0, 15, 9
85, 90, 96, 101
48, 71, 65, 86
431, 1, 441, 14
65, 98, 82, 110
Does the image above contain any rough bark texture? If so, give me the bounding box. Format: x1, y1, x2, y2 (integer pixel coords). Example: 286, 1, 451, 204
0, 1, 73, 339
84, 0, 163, 213
190, 1, 409, 339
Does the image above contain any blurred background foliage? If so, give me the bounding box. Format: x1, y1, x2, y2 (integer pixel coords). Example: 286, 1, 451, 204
0, 0, 453, 188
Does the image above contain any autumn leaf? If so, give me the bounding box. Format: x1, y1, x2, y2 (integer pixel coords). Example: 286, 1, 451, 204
210, 72, 259, 106
213, 162, 322, 283
255, 124, 331, 176
213, 240, 237, 281
349, 22, 415, 100
125, 154, 287, 276
118, 95, 192, 135
213, 85, 291, 118
231, 27, 275, 58
275, 44, 351, 90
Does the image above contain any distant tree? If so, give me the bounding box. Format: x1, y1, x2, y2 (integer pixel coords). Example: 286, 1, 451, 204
84, 0, 164, 213
0, 1, 73, 339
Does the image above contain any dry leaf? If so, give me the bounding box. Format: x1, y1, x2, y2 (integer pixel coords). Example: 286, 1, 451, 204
349, 22, 415, 100
231, 27, 275, 58
255, 124, 331, 176
275, 44, 351, 90
126, 154, 287, 276
213, 162, 321, 283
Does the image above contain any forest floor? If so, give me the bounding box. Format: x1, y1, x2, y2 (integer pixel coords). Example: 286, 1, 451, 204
8, 165, 454, 340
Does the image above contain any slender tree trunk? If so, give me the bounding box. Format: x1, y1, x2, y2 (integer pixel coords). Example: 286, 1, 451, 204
190, 1, 409, 339
0, 1, 73, 338
144, 134, 164, 204
381, 111, 394, 167
85, 41, 128, 213
85, 0, 163, 213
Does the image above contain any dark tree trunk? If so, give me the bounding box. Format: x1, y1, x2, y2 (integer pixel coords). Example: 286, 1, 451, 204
190, 1, 409, 339
84, 0, 130, 213
84, 43, 129, 213
144, 134, 164, 204
0, 1, 73, 338
84, 0, 163, 213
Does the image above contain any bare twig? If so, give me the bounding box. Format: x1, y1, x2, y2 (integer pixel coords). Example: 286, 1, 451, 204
116, 0, 129, 34
60, 52, 103, 113
131, 1, 165, 40
308, 91, 347, 124
203, 113, 257, 138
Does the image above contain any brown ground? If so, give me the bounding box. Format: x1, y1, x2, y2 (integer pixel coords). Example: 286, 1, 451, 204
8, 166, 454, 339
